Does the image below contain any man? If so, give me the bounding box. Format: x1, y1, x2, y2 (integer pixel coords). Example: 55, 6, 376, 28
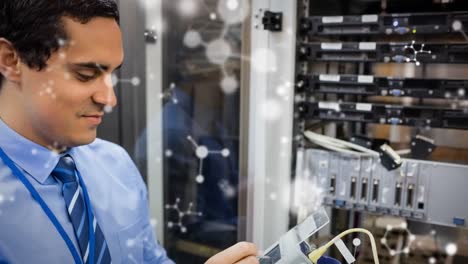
0, 1, 259, 263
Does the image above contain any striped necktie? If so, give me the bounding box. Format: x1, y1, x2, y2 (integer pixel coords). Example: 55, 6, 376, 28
52, 155, 111, 264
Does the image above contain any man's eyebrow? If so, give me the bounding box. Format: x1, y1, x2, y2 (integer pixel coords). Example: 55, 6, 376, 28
69, 62, 122, 72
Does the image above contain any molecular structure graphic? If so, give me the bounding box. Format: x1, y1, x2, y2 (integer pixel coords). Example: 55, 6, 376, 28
160, 83, 179, 104
381, 222, 416, 256
187, 135, 230, 184
181, 0, 249, 95
402, 40, 432, 66
165, 198, 202, 233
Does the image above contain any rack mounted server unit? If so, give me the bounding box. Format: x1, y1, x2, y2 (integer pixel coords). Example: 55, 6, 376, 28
296, 149, 468, 228
296, 74, 468, 99
297, 101, 468, 130
298, 42, 468, 64
301, 12, 468, 36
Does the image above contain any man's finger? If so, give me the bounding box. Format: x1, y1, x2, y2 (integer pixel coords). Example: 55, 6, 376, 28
235, 256, 260, 264
205, 242, 258, 264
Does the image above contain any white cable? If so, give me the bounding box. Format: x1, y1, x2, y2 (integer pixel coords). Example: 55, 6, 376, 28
316, 133, 379, 155
304, 131, 379, 156
308, 136, 365, 155
395, 149, 411, 155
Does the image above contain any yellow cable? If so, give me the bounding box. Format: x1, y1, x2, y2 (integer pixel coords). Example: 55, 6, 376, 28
308, 228, 380, 264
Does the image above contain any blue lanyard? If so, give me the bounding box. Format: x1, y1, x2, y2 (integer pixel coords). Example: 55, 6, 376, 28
0, 147, 95, 264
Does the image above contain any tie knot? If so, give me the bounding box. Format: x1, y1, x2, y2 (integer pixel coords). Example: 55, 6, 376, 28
52, 155, 77, 183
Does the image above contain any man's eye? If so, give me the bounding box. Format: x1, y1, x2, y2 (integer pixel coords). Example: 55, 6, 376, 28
75, 72, 97, 82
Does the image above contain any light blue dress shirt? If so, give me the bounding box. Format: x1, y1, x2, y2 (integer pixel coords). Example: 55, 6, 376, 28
0, 119, 174, 264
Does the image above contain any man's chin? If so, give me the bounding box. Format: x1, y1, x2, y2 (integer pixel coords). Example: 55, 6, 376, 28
68, 133, 97, 148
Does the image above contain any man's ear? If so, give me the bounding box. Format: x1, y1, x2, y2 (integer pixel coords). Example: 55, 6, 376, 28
0, 38, 21, 84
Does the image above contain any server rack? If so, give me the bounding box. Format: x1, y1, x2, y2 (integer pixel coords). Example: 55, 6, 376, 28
292, 0, 468, 263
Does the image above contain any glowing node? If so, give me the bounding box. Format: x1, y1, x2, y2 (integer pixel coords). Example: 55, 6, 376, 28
165, 149, 173, 157
227, 0, 239, 10
196, 146, 209, 159
445, 243, 457, 256
221, 149, 230, 157
217, 0, 249, 25
353, 238, 361, 247
221, 76, 239, 94
111, 73, 119, 86
183, 30, 203, 48
209, 12, 217, 20
206, 39, 232, 65
57, 38, 67, 47
131, 77, 141, 86
177, 0, 198, 17
104, 105, 113, 113
126, 239, 135, 248
452, 20, 463, 31
196, 175, 205, 184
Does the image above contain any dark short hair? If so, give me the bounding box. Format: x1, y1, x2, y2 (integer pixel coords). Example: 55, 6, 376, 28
0, 0, 119, 87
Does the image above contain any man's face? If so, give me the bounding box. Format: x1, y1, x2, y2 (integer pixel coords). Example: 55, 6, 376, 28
19, 17, 124, 149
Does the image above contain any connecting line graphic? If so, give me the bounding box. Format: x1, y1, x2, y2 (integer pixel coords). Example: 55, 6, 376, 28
399, 41, 432, 66
165, 198, 202, 233
108, 73, 141, 88
187, 135, 230, 184
118, 77, 141, 86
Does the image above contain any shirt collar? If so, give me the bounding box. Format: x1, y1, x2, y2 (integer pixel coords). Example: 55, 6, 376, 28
0, 118, 65, 184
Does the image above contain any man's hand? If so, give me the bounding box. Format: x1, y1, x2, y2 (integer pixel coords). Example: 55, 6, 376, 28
205, 242, 259, 264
